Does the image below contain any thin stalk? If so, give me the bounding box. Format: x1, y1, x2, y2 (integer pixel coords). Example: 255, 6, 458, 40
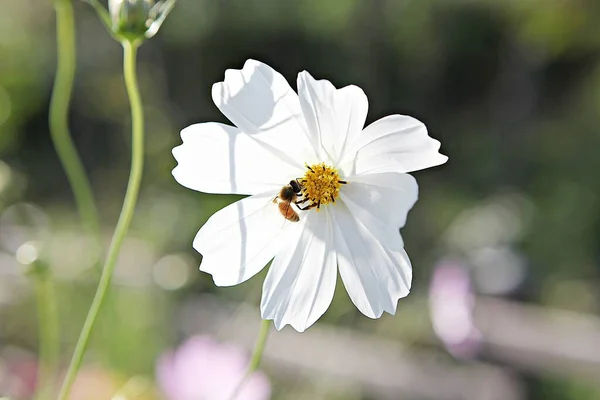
228, 319, 271, 400
56, 39, 145, 400
50, 0, 101, 240
247, 319, 271, 372
32, 263, 60, 400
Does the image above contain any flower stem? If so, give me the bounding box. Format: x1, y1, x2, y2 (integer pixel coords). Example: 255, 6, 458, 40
50, 0, 101, 241
32, 262, 60, 400
229, 319, 271, 400
56, 39, 145, 400
248, 319, 271, 372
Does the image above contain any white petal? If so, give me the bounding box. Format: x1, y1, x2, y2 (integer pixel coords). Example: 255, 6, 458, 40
340, 173, 417, 251
260, 211, 337, 332
172, 122, 303, 195
332, 203, 412, 318
212, 59, 317, 167
342, 115, 448, 175
297, 71, 368, 164
195, 192, 297, 286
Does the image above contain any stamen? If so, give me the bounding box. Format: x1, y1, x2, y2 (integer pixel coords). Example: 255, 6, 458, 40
297, 162, 345, 211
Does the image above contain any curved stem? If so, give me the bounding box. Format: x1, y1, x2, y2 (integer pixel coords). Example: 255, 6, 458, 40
229, 319, 271, 400
50, 0, 101, 240
56, 39, 144, 400
32, 263, 60, 400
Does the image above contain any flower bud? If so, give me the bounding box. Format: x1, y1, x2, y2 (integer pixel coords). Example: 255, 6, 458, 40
107, 0, 175, 42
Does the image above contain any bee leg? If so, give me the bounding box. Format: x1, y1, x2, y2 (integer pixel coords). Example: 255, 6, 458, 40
294, 195, 309, 205
297, 203, 318, 211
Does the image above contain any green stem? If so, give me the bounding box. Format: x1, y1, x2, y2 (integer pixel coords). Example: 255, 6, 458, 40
50, 0, 101, 240
56, 39, 145, 400
247, 319, 271, 372
32, 263, 60, 400
229, 319, 271, 400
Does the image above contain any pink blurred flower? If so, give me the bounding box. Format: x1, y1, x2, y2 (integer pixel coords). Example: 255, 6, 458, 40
156, 336, 271, 400
429, 260, 481, 359
0, 349, 37, 400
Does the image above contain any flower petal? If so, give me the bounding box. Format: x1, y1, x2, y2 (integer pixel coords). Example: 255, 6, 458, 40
195, 192, 295, 286
237, 371, 272, 400
172, 122, 302, 195
332, 203, 412, 318
297, 71, 368, 164
342, 115, 448, 175
340, 173, 418, 251
260, 211, 337, 332
155, 351, 179, 399
212, 59, 317, 167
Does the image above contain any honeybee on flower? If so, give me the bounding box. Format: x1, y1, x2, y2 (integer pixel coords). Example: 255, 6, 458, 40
172, 60, 447, 332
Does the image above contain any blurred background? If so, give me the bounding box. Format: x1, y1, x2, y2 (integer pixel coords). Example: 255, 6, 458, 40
1, 0, 600, 399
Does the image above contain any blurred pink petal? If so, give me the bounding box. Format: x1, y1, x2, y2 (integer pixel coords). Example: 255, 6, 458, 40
429, 260, 482, 359
157, 335, 271, 400
0, 348, 37, 400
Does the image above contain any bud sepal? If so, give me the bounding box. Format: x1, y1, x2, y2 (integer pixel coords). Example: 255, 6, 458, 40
84, 0, 176, 44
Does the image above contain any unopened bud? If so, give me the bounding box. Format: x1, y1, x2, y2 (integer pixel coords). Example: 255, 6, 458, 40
108, 0, 175, 42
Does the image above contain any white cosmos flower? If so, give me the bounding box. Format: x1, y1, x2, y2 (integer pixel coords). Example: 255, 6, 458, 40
172, 59, 447, 332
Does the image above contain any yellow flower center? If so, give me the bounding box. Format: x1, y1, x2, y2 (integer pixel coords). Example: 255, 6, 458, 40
298, 163, 346, 210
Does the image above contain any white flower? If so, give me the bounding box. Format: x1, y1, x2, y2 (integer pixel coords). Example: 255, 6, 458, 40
172, 60, 447, 332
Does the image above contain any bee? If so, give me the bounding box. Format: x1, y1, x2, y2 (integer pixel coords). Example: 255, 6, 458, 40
273, 180, 303, 222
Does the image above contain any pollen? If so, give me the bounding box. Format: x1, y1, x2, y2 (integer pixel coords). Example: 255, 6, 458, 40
298, 163, 346, 210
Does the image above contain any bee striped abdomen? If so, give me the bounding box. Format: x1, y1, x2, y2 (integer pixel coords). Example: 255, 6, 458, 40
278, 202, 299, 222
